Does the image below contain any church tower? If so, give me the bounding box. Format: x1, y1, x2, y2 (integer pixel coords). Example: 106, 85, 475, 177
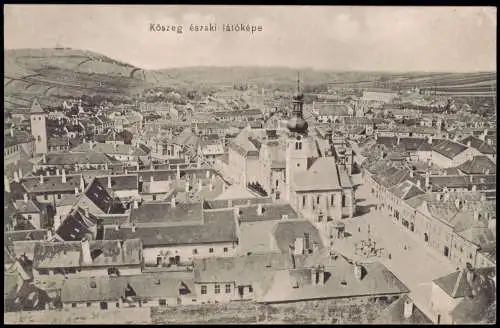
30, 99, 48, 154
285, 73, 311, 202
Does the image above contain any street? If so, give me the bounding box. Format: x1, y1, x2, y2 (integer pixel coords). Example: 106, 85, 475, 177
331, 181, 456, 320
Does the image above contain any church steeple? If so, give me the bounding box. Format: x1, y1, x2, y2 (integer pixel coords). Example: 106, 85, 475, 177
287, 72, 308, 135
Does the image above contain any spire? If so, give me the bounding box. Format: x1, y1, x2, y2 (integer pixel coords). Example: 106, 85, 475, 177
296, 72, 301, 93
30, 99, 45, 114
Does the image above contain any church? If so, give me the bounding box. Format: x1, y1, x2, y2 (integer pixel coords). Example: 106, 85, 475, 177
222, 77, 356, 228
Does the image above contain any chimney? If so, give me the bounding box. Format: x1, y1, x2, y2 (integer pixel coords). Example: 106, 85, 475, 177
176, 165, 181, 180
133, 200, 139, 209
403, 300, 414, 319
318, 265, 325, 286
416, 180, 421, 189
46, 229, 53, 240
131, 223, 136, 233
206, 170, 210, 179
428, 136, 433, 145
80, 175, 85, 191
354, 263, 363, 280
18, 168, 23, 180
62, 169, 67, 183
397, 136, 400, 145
410, 170, 414, 178
10, 128, 14, 137
257, 204, 263, 216
466, 140, 471, 147
14, 171, 19, 183
23, 193, 28, 202
43, 154, 47, 164
425, 172, 430, 188
56, 168, 60, 176
171, 196, 176, 208
281, 214, 288, 220
81, 238, 92, 265
471, 185, 477, 192
4, 176, 11, 193
40, 175, 44, 184
294, 237, 304, 255
107, 176, 112, 189
185, 181, 190, 193
311, 266, 317, 286
125, 169, 128, 175
46, 170, 50, 177
74, 187, 79, 195
304, 233, 311, 251
312, 241, 320, 254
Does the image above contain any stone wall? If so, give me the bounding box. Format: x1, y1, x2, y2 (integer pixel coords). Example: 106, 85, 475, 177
4, 307, 152, 324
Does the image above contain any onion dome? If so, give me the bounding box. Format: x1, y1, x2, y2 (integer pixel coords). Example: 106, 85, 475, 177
287, 116, 308, 134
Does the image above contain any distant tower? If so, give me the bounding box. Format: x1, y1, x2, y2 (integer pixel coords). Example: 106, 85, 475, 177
30, 99, 48, 154
285, 73, 311, 202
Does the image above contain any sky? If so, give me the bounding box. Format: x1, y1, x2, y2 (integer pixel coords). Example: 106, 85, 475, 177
4, 5, 497, 72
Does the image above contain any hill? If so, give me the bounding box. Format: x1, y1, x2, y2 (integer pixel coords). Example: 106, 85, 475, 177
4, 48, 152, 110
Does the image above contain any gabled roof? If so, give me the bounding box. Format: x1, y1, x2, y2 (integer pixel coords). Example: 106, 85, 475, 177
293, 157, 342, 191
433, 267, 495, 299
388, 180, 425, 200
460, 136, 496, 155
432, 139, 468, 159
457, 156, 496, 175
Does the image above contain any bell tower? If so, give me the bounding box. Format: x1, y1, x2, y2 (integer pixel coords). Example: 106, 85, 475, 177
30, 99, 48, 154
285, 73, 311, 202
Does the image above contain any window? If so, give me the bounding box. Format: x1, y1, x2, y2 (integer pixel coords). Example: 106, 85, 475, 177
296, 163, 300, 167
223, 247, 228, 253
469, 254, 473, 260
317, 196, 320, 204
44, 195, 48, 200
72, 303, 77, 308
37, 136, 41, 142
331, 195, 334, 206
116, 302, 120, 308
28, 215, 32, 220
201, 285, 207, 295
193, 249, 198, 255
152, 195, 157, 201
209, 248, 214, 253
159, 299, 167, 306
86, 302, 92, 307
249, 286, 253, 293
276, 180, 279, 187
214, 284, 220, 294
302, 195, 306, 207
57, 194, 61, 199
225, 284, 231, 293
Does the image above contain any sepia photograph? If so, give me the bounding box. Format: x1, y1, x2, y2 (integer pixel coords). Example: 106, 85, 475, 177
3, 4, 497, 324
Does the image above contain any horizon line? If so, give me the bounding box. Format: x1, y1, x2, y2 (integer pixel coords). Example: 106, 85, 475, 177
5, 47, 497, 75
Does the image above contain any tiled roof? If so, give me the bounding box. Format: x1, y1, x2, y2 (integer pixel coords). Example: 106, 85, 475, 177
44, 152, 119, 165
388, 180, 425, 200
375, 294, 432, 324
104, 209, 237, 247
457, 156, 496, 175
238, 204, 299, 223
71, 143, 150, 156
273, 220, 324, 253
33, 239, 142, 270
4, 130, 34, 148
433, 267, 496, 299
130, 202, 202, 226
95, 175, 138, 191
55, 208, 98, 241
22, 174, 83, 194
293, 157, 342, 191
432, 139, 468, 159
460, 136, 496, 155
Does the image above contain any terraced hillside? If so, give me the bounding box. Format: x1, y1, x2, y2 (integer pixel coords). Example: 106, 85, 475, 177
4, 48, 152, 110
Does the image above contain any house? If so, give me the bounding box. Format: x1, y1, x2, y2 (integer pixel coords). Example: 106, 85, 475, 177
104, 204, 239, 267
430, 265, 495, 324
37, 152, 121, 171
457, 156, 496, 175
60, 272, 196, 310
71, 141, 151, 167
431, 139, 481, 168
460, 135, 496, 162
4, 129, 35, 167
47, 136, 71, 152
13, 194, 50, 230
32, 238, 143, 279
362, 91, 398, 104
